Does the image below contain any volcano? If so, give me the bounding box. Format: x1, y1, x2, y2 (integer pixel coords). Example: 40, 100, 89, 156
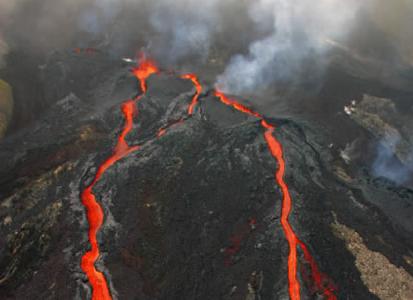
0, 50, 412, 300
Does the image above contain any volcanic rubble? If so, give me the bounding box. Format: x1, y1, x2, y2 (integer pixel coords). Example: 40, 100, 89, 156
0, 51, 412, 300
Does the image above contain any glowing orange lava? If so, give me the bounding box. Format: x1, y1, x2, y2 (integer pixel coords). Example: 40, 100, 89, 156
181, 74, 202, 115
80, 101, 138, 300
215, 91, 336, 300
80, 53, 334, 299
214, 90, 262, 118
132, 53, 159, 93
298, 240, 337, 300
80, 55, 159, 300
262, 119, 301, 300
155, 73, 201, 138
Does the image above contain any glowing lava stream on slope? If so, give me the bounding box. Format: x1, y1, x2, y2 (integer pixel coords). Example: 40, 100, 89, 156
156, 73, 202, 138
80, 56, 158, 300
181, 73, 202, 115
214, 91, 336, 300
80, 51, 333, 299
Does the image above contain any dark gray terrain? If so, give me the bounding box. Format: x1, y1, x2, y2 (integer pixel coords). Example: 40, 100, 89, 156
0, 51, 412, 299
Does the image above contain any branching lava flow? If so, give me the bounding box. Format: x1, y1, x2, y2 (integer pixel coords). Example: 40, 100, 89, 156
215, 91, 337, 300
80, 56, 158, 300
80, 54, 334, 300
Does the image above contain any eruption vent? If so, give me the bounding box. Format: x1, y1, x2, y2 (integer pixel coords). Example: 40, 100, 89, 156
79, 53, 334, 300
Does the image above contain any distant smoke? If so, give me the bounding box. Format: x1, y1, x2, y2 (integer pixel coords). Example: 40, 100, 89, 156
0, 0, 413, 89
0, 0, 241, 67
148, 0, 223, 64
0, 0, 18, 68
0, 38, 8, 68
216, 0, 363, 94
372, 136, 413, 186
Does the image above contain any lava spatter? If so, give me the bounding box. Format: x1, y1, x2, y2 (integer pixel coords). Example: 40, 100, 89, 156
181, 73, 202, 115
215, 91, 336, 300
80, 55, 158, 300
132, 53, 159, 93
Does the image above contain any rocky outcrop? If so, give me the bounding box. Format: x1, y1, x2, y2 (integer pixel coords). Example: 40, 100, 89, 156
345, 94, 413, 167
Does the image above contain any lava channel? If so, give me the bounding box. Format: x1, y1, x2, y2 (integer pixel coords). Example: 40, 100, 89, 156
80, 55, 158, 300
181, 73, 202, 115
215, 91, 336, 300
157, 73, 202, 138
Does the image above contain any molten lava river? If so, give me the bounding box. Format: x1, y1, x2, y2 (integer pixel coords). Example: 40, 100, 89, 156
80, 55, 336, 300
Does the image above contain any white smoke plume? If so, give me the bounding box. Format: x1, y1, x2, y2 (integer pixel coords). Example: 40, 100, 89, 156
148, 0, 223, 64
0, 0, 412, 85
372, 136, 413, 186
216, 0, 364, 94
0, 0, 19, 68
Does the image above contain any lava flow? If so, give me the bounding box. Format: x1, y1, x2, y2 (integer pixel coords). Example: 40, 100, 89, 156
80, 56, 158, 300
156, 73, 202, 138
80, 51, 332, 299
181, 73, 202, 115
132, 53, 159, 93
215, 91, 336, 300
298, 240, 337, 299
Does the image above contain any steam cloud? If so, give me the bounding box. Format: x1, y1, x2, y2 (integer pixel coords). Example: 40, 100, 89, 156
372, 136, 413, 185
216, 0, 363, 94
1, 0, 413, 78
1, 0, 413, 185
0, 0, 16, 68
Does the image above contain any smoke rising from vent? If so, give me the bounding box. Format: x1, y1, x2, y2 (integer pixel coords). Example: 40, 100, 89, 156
148, 0, 220, 64
0, 0, 412, 76
0, 0, 412, 99
372, 137, 413, 186
215, 0, 363, 94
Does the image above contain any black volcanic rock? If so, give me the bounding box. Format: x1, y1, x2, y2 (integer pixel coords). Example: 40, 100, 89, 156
0, 52, 412, 300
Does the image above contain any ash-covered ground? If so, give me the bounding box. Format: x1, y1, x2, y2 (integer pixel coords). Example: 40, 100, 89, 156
1, 1, 413, 300
0, 50, 412, 300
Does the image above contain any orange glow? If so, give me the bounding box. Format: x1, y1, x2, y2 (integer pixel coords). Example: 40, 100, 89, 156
298, 240, 337, 300
156, 73, 203, 138
216, 91, 336, 300
262, 120, 301, 300
73, 47, 97, 55
157, 128, 167, 138
181, 73, 202, 115
132, 53, 159, 93
214, 90, 262, 119
79, 54, 335, 299
81, 100, 139, 300
157, 119, 184, 138
80, 53, 160, 299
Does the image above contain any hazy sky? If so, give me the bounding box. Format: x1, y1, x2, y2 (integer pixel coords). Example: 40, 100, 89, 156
0, 0, 412, 92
